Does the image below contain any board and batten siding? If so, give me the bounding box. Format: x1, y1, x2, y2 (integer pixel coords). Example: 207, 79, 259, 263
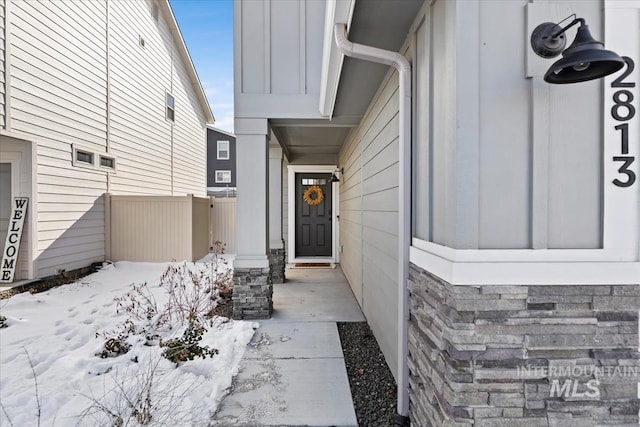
339, 69, 401, 380
417, 0, 604, 250
235, 0, 325, 118
4, 0, 208, 278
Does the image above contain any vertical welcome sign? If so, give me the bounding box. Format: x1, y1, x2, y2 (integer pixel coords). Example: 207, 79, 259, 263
0, 198, 29, 283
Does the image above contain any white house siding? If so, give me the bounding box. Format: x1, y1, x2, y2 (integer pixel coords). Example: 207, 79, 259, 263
3, 0, 208, 278
108, 0, 172, 195
0, 0, 5, 128
0, 136, 32, 280
171, 39, 207, 197
339, 71, 400, 379
108, 0, 205, 197
8, 0, 108, 277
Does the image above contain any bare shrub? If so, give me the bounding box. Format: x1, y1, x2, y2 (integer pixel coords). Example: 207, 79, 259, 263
160, 263, 218, 327
97, 250, 232, 364
78, 356, 206, 426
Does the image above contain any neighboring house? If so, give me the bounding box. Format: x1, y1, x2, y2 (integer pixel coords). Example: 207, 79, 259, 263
206, 126, 236, 196
0, 0, 214, 282
234, 0, 640, 425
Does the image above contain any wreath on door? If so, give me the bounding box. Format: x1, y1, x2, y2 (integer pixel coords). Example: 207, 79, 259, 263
303, 185, 324, 206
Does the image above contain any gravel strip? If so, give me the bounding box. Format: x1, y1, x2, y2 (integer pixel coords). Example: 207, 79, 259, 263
338, 322, 397, 427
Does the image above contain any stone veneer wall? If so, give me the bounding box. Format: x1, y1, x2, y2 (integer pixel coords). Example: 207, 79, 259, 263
269, 247, 286, 284
232, 267, 272, 320
407, 263, 640, 427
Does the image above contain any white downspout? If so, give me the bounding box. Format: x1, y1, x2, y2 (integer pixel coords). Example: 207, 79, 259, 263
334, 23, 411, 425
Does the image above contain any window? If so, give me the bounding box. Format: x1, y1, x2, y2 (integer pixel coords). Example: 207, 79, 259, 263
166, 92, 175, 122
151, 1, 159, 21
75, 149, 94, 165
302, 178, 326, 186
217, 140, 229, 160
215, 170, 231, 183
72, 145, 117, 172
100, 155, 116, 170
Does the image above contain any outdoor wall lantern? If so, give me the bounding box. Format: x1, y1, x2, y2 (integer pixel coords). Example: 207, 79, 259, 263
330, 168, 343, 183
530, 15, 625, 83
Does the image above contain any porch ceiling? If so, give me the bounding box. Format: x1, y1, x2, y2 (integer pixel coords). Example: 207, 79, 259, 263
272, 0, 423, 165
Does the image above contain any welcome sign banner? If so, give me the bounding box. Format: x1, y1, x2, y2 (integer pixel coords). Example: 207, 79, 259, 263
0, 197, 28, 283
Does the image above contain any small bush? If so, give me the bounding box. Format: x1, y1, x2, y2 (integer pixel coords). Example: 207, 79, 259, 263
96, 336, 131, 359
161, 320, 218, 365
0, 315, 7, 329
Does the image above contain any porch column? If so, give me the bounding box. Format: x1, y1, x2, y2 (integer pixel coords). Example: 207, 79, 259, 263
268, 144, 285, 283
232, 118, 272, 319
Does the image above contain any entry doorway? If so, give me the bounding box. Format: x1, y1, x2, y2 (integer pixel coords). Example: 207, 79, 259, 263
287, 165, 339, 264
0, 163, 11, 257
295, 173, 332, 257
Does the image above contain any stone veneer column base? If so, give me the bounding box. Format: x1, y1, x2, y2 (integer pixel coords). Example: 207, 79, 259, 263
269, 248, 286, 284
407, 263, 640, 427
232, 267, 273, 320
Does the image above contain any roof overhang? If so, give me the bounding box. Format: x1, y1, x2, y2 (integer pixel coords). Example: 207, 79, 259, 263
160, 0, 215, 125
280, 0, 422, 164
318, 0, 356, 118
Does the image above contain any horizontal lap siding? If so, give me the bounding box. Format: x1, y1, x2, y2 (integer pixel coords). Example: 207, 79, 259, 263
108, 0, 172, 195
1, 0, 5, 127
171, 39, 207, 197
108, 0, 206, 197
339, 71, 400, 379
6, 0, 207, 278
9, 0, 108, 277
339, 125, 363, 305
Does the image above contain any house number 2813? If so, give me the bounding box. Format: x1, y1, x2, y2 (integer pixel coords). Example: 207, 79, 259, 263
611, 57, 636, 188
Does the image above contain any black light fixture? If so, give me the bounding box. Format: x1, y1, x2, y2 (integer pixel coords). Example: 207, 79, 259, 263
530, 16, 625, 84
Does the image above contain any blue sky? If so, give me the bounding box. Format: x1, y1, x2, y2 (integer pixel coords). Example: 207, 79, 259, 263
169, 0, 234, 133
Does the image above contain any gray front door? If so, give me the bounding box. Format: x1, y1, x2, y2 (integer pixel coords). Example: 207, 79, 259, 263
295, 173, 332, 257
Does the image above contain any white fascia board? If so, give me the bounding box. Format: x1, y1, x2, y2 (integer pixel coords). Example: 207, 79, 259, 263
318, 0, 355, 117
160, 0, 215, 124
411, 240, 640, 285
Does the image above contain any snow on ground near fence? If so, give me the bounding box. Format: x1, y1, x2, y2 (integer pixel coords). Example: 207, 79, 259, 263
0, 256, 257, 426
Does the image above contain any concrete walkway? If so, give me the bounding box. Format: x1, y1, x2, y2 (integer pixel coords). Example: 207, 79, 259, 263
211, 267, 365, 426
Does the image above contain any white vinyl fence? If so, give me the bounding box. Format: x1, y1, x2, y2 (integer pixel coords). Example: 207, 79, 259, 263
210, 197, 236, 254
106, 194, 210, 262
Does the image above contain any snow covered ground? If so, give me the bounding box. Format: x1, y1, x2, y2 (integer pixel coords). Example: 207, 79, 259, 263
0, 257, 257, 426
